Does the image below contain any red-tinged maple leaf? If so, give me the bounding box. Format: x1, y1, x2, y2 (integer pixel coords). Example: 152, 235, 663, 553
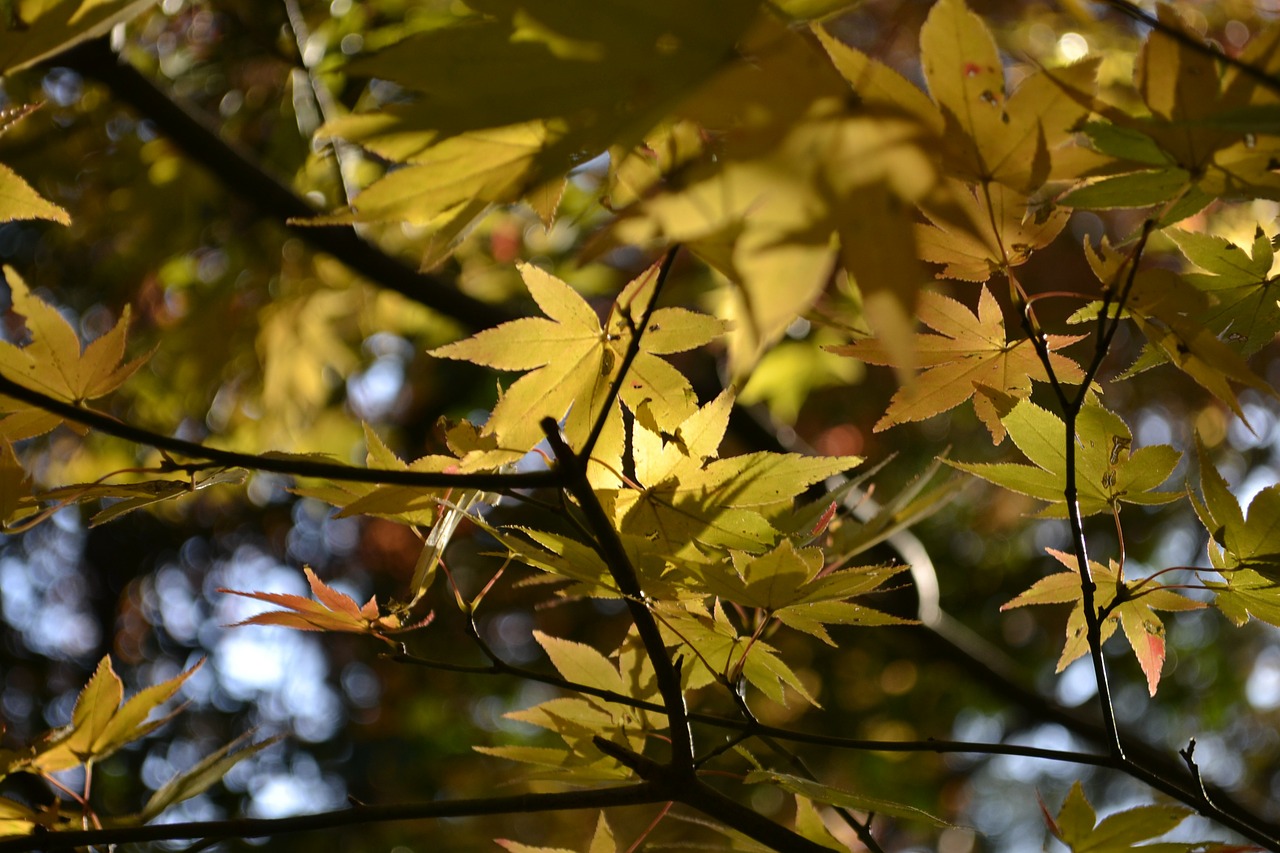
219, 567, 432, 645
1003, 550, 1203, 695
829, 286, 1083, 443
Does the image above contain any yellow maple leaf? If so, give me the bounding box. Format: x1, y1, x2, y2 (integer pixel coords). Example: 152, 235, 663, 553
0, 266, 148, 439
829, 285, 1083, 442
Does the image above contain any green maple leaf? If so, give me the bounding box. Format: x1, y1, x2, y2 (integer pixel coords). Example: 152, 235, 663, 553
1057, 7, 1280, 213
686, 538, 910, 645
605, 391, 861, 558
478, 633, 658, 783
1076, 238, 1274, 420
0, 266, 148, 439
654, 598, 816, 706
1192, 442, 1280, 627
138, 730, 279, 823
1045, 781, 1239, 852
431, 261, 725, 454
949, 400, 1181, 517
1166, 226, 1280, 357
1004, 550, 1203, 695
830, 285, 1083, 442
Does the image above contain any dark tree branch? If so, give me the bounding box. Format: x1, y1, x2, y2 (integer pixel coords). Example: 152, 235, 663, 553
541, 417, 695, 772
0, 373, 561, 491
0, 785, 665, 852
55, 38, 515, 332
387, 652, 1117, 768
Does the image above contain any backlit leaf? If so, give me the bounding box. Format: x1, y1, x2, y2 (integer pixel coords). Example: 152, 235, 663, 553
26, 657, 200, 772
0, 266, 148, 439
1046, 781, 1228, 853
831, 286, 1082, 442
219, 566, 432, 645
949, 400, 1181, 516
1003, 550, 1203, 695
431, 261, 724, 453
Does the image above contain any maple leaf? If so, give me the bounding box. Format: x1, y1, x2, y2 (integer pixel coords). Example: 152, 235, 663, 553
0, 0, 156, 74
138, 730, 280, 823
33, 468, 246, 528
1056, 7, 1280, 213
915, 181, 1070, 283
1191, 443, 1280, 627
685, 538, 910, 645
498, 814, 618, 853
0, 266, 148, 440
478, 632, 658, 783
320, 0, 758, 258
430, 261, 725, 455
818, 1, 1097, 195
916, 0, 1097, 192
1045, 781, 1241, 853
950, 400, 1182, 516
219, 567, 432, 645
0, 104, 70, 225
604, 391, 861, 558
653, 598, 817, 706
293, 424, 462, 527
0, 794, 68, 837
20, 657, 201, 773
745, 772, 952, 828
1166, 227, 1280, 357
831, 286, 1082, 442
1076, 238, 1274, 420
603, 18, 938, 378
1003, 550, 1203, 695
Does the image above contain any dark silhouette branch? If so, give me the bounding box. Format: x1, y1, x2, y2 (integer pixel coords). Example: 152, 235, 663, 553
0, 784, 665, 852
0, 373, 560, 491
387, 652, 1116, 768
541, 418, 695, 772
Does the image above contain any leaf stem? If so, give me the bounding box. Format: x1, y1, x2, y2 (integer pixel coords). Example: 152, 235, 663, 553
579, 245, 681, 463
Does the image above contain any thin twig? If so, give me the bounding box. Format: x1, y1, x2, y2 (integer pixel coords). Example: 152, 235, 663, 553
579, 245, 681, 463
1096, 0, 1280, 97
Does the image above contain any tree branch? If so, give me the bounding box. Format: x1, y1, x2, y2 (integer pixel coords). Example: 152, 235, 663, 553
0, 373, 565, 490
0, 785, 665, 852
541, 418, 695, 773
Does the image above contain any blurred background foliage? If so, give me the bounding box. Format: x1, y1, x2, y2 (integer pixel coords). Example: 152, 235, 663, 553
1, 1, 1280, 851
